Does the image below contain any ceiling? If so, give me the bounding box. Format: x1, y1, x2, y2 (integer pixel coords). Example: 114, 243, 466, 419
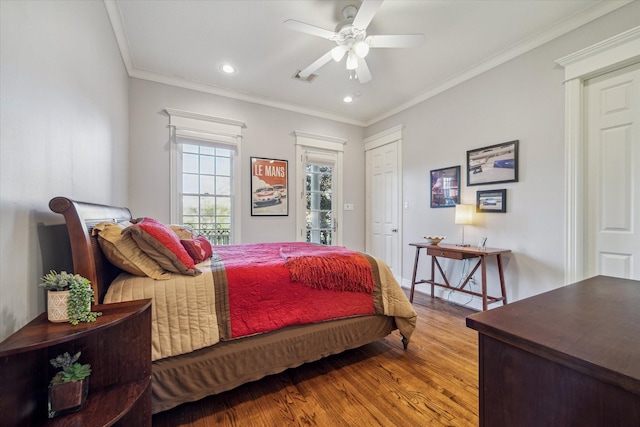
105, 0, 630, 126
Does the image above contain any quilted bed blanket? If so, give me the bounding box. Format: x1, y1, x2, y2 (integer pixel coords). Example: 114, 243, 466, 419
104, 242, 417, 361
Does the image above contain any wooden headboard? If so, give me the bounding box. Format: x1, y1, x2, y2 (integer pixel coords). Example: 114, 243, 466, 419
49, 196, 132, 304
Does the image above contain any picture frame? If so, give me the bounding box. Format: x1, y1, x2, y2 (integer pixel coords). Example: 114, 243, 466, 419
467, 140, 519, 186
476, 189, 507, 213
430, 165, 460, 208
250, 157, 288, 216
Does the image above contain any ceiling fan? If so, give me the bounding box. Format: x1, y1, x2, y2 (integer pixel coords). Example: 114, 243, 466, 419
284, 0, 425, 83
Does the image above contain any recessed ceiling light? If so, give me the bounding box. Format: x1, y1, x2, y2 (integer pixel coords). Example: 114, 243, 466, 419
343, 95, 354, 103
219, 64, 236, 74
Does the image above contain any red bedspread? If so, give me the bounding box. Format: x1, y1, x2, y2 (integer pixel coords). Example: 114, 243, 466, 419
214, 243, 375, 339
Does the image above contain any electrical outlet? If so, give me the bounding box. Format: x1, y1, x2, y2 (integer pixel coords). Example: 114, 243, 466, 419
344, 203, 354, 211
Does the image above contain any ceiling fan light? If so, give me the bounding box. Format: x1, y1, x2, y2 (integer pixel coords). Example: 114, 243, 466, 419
346, 52, 358, 70
354, 41, 369, 58
331, 46, 347, 62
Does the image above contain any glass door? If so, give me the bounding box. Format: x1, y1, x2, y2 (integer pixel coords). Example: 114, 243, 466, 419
305, 163, 334, 245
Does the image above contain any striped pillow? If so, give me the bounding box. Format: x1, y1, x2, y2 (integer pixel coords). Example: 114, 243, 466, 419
93, 222, 170, 280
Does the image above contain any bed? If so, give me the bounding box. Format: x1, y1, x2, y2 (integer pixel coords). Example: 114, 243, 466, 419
49, 196, 417, 414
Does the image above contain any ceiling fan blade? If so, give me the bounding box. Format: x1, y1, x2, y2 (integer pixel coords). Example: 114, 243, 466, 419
352, 0, 383, 30
284, 19, 336, 40
367, 34, 425, 48
356, 57, 372, 83
298, 50, 334, 79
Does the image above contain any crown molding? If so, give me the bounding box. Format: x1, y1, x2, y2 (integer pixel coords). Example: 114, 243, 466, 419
105, 0, 633, 128
365, 0, 634, 126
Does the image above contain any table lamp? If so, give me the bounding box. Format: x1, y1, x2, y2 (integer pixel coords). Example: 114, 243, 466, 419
454, 204, 474, 247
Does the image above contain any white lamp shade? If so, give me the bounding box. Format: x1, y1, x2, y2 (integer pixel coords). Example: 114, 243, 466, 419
455, 204, 474, 225
346, 51, 358, 70
354, 41, 370, 58
331, 46, 347, 62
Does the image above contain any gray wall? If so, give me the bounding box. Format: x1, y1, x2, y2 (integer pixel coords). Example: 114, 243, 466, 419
0, 1, 129, 341
1, 0, 637, 340
128, 78, 365, 248
365, 3, 640, 309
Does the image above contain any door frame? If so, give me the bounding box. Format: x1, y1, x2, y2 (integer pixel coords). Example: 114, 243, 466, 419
364, 125, 403, 280
556, 27, 640, 284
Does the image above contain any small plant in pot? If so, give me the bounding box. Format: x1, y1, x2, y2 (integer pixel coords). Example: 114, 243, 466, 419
48, 351, 91, 418
40, 270, 102, 325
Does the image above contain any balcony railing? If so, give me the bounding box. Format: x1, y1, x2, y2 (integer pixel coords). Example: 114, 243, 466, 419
199, 229, 231, 245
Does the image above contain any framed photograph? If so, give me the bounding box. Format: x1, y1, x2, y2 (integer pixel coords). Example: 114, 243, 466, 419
430, 166, 460, 208
250, 157, 288, 216
467, 140, 519, 186
476, 189, 507, 213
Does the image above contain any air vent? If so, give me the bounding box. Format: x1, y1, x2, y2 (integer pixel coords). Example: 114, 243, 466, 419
292, 70, 317, 83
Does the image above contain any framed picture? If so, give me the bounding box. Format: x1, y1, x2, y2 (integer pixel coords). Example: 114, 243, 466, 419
250, 157, 288, 216
430, 166, 460, 208
476, 189, 507, 213
467, 140, 519, 186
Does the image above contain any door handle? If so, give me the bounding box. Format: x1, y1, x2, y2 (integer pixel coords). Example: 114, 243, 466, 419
391, 228, 398, 233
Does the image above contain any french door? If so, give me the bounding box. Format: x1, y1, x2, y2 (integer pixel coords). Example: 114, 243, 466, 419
305, 161, 335, 245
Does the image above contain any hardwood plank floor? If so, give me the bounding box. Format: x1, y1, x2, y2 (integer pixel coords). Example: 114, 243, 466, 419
152, 292, 479, 427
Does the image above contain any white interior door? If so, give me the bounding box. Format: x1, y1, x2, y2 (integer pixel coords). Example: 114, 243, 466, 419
585, 63, 640, 279
366, 141, 400, 276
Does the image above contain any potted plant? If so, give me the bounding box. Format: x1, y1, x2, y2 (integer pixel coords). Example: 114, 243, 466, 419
39, 270, 102, 325
48, 351, 91, 418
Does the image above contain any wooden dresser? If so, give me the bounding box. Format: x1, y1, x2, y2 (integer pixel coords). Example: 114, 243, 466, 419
466, 276, 640, 426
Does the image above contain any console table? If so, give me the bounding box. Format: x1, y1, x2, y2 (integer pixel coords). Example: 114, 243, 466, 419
466, 276, 640, 426
409, 242, 510, 310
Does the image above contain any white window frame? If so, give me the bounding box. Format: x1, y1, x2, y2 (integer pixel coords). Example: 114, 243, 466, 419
294, 131, 346, 246
166, 108, 246, 244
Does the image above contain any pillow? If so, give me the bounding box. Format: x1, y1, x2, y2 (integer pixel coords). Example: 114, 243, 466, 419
169, 224, 198, 240
181, 236, 213, 263
124, 217, 200, 276
92, 222, 171, 280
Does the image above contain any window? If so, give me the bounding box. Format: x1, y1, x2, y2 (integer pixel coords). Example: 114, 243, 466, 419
166, 109, 245, 245
180, 143, 233, 245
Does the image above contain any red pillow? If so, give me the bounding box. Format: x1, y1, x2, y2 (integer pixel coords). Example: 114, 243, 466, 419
125, 217, 199, 275
181, 236, 213, 263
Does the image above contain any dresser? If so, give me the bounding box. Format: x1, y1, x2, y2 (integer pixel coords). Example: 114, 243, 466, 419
466, 276, 640, 426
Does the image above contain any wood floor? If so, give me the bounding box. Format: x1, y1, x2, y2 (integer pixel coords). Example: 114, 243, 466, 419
152, 292, 479, 427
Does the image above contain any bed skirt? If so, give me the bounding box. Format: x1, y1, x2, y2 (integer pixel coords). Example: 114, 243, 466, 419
152, 314, 396, 414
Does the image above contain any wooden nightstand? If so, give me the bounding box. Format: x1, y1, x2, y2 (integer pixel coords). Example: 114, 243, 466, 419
0, 299, 152, 426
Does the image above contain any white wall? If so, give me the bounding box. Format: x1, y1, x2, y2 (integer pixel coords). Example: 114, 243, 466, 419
365, 3, 640, 309
128, 79, 365, 249
0, 1, 129, 341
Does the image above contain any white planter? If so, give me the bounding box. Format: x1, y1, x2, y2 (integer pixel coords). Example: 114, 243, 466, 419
47, 290, 69, 323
